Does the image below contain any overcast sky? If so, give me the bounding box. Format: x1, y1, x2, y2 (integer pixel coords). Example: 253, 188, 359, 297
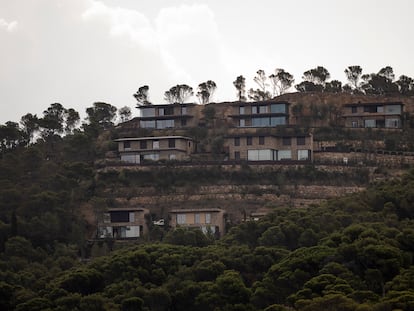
1, 0, 414, 124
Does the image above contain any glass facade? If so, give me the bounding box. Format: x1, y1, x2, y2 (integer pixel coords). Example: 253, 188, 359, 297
271, 103, 287, 113
156, 119, 174, 129
277, 150, 292, 160
141, 107, 155, 117
247, 149, 274, 161
298, 150, 310, 160
385, 105, 402, 114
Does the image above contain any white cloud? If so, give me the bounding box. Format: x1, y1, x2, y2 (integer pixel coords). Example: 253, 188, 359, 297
0, 18, 18, 32
82, 1, 157, 50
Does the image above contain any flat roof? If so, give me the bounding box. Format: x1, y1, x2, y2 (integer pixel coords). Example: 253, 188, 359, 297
170, 208, 224, 213
343, 101, 403, 107
115, 136, 194, 142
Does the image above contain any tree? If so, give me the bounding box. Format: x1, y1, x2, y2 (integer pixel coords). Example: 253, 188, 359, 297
396, 75, 414, 95
39, 103, 67, 138
303, 66, 330, 85
233, 75, 247, 101
65, 108, 80, 134
118, 106, 132, 123
197, 80, 217, 104
249, 70, 271, 101
164, 84, 193, 104
361, 67, 399, 95
20, 113, 39, 145
344, 65, 363, 92
85, 102, 117, 131
133, 85, 151, 106
324, 80, 343, 93
296, 66, 330, 93
269, 68, 294, 96
0, 121, 24, 152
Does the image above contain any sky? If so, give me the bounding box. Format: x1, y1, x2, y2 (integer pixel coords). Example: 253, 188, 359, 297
1, 0, 414, 123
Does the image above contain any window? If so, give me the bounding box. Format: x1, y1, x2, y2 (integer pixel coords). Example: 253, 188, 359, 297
168, 138, 175, 148
252, 106, 258, 114
205, 213, 211, 224
298, 150, 309, 161
248, 149, 273, 161
363, 106, 377, 113
194, 214, 200, 224
181, 106, 187, 115
252, 117, 270, 127
177, 214, 186, 224
239, 119, 245, 127
156, 119, 174, 129
364, 119, 376, 128
259, 136, 265, 145
259, 106, 268, 113
239, 106, 245, 115
282, 137, 291, 146
124, 141, 131, 150
111, 211, 130, 222
247, 136, 252, 145
377, 106, 384, 113
278, 150, 292, 160
153, 140, 159, 149
385, 105, 402, 114
234, 137, 240, 146
121, 154, 140, 164
351, 121, 358, 128
297, 136, 306, 145
141, 107, 155, 117
140, 141, 147, 149
181, 119, 187, 126
271, 104, 286, 113
169, 154, 176, 160
129, 212, 135, 222
385, 118, 400, 128
140, 120, 155, 128
351, 106, 357, 113
270, 116, 286, 126
234, 151, 240, 160
143, 154, 159, 161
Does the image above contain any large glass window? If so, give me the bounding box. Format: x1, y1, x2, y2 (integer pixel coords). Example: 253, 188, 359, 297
153, 140, 159, 149
247, 149, 273, 161
259, 106, 268, 113
278, 150, 292, 160
270, 116, 286, 126
385, 105, 402, 114
271, 103, 286, 113
239, 119, 245, 127
385, 118, 401, 128
298, 150, 309, 160
239, 106, 245, 115
143, 154, 159, 161
364, 119, 376, 128
252, 117, 270, 127
141, 107, 155, 117
156, 119, 174, 129
181, 106, 187, 115
177, 214, 186, 224
140, 120, 155, 128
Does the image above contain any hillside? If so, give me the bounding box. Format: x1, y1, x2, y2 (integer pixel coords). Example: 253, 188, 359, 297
0, 167, 413, 310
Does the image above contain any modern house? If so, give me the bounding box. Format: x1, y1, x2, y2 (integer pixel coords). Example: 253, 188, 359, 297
115, 136, 195, 164
97, 207, 149, 239
225, 133, 313, 161
342, 101, 403, 129
169, 208, 226, 237
137, 103, 198, 129
228, 100, 290, 127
